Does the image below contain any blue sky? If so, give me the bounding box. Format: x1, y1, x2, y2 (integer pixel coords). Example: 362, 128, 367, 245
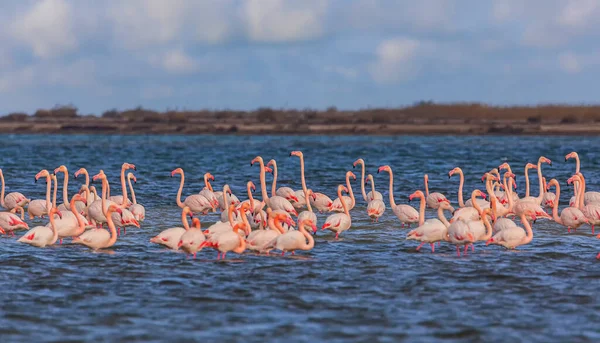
0, 0, 599, 115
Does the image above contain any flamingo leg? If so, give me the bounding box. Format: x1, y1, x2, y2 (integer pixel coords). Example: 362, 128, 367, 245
592, 225, 595, 235
568, 227, 571, 233
437, 241, 441, 247
291, 251, 295, 255
430, 243, 435, 253
281, 251, 285, 256
123, 227, 126, 235
401, 223, 404, 228
193, 252, 197, 259
335, 232, 339, 240
416, 242, 425, 251
222, 252, 227, 259
464, 245, 469, 255
456, 245, 461, 257
471, 244, 475, 252
59, 238, 63, 245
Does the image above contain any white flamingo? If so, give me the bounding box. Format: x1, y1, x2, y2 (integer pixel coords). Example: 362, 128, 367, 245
322, 185, 352, 239
150, 207, 194, 250
18, 208, 61, 247
251, 156, 298, 216
378, 165, 419, 227
290, 151, 332, 213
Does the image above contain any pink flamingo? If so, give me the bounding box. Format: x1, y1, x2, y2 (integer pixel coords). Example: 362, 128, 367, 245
378, 165, 419, 227
171, 168, 214, 214
353, 159, 382, 201
178, 218, 205, 258
150, 207, 194, 250
330, 171, 356, 212
424, 174, 448, 209
127, 172, 145, 222
546, 178, 588, 233
0, 168, 29, 218
107, 163, 136, 206
28, 170, 53, 220
18, 208, 61, 247
487, 210, 536, 249
262, 219, 316, 256
290, 151, 332, 213
251, 156, 297, 216
321, 185, 352, 239
72, 204, 121, 250
406, 190, 453, 252
366, 174, 385, 222
266, 159, 300, 204
567, 174, 600, 235
519, 157, 552, 205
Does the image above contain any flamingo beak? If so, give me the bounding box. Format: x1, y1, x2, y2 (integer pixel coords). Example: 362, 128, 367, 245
312, 224, 317, 233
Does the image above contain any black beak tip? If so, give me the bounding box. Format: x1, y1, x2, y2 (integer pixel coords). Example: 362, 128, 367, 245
134, 167, 137, 171
565, 158, 567, 162
377, 170, 380, 174
34, 178, 37, 183
448, 175, 451, 179
289, 153, 292, 157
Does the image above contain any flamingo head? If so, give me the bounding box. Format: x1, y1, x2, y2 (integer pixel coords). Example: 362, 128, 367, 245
266, 159, 276, 168
128, 173, 137, 183
347, 171, 356, 180
170, 168, 183, 177
565, 151, 578, 161
248, 181, 256, 192
377, 165, 390, 174
474, 189, 486, 200
50, 208, 63, 219
74, 168, 86, 178
525, 163, 537, 170
408, 190, 424, 202
439, 200, 454, 211
308, 189, 317, 201
290, 151, 303, 158
264, 166, 273, 174
54, 165, 67, 175
92, 171, 106, 182
352, 159, 364, 168
540, 156, 552, 166
250, 156, 263, 167
448, 167, 460, 178
498, 162, 510, 171
72, 194, 87, 205
205, 173, 215, 182
35, 169, 50, 183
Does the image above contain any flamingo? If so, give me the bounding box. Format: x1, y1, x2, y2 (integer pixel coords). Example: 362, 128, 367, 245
378, 165, 419, 227
201, 217, 250, 260
171, 168, 214, 214
199, 172, 219, 211
203, 200, 240, 238
178, 218, 205, 258
447, 219, 475, 257
366, 174, 385, 222
74, 168, 100, 204
251, 156, 298, 216
18, 208, 61, 247
541, 177, 556, 209
330, 171, 356, 212
567, 174, 600, 235
290, 151, 332, 213
464, 208, 494, 248
519, 157, 551, 205
72, 204, 121, 250
487, 210, 536, 249
262, 219, 316, 256
247, 209, 294, 253
87, 171, 117, 227
353, 158, 382, 202
266, 159, 299, 204
150, 207, 194, 250
451, 190, 487, 222
406, 190, 453, 252
0, 168, 29, 218
55, 165, 86, 216
51, 194, 88, 244
127, 172, 145, 222
0, 210, 27, 235
546, 178, 588, 233
321, 185, 352, 239
297, 189, 318, 232
237, 181, 266, 216
27, 170, 53, 220
424, 174, 447, 209
107, 163, 136, 206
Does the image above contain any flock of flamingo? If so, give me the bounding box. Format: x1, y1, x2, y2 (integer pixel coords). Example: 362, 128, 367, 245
1, 151, 599, 259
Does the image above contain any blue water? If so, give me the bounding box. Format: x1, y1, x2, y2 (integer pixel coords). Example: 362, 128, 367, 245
1, 134, 600, 342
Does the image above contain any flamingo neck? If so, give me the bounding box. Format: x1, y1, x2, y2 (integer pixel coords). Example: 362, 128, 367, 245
82, 169, 90, 188
536, 159, 545, 201
457, 169, 465, 208
105, 208, 118, 247
575, 156, 580, 174
101, 178, 108, 215
485, 177, 497, 204
232, 224, 247, 253
49, 212, 59, 244
471, 191, 483, 216
368, 176, 376, 202
345, 174, 355, 208
298, 220, 315, 250
305, 190, 313, 212
52, 176, 58, 208
222, 186, 230, 213
240, 208, 251, 233
246, 183, 254, 212
273, 217, 286, 234
298, 155, 307, 194
175, 171, 185, 208
386, 169, 397, 209
504, 177, 515, 212
120, 166, 129, 207
482, 212, 493, 241
227, 203, 236, 224
551, 183, 562, 224
71, 198, 86, 236
521, 213, 534, 245
257, 159, 270, 205
437, 205, 450, 228
417, 194, 426, 227
579, 175, 586, 209
44, 174, 52, 212
339, 187, 350, 218
271, 161, 277, 197
524, 166, 531, 198
359, 162, 368, 202
424, 175, 430, 197
182, 210, 191, 230
60, 169, 70, 210
127, 175, 138, 205
90, 186, 98, 199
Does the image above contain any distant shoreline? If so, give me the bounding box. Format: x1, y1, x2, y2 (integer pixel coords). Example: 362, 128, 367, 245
2, 103, 600, 135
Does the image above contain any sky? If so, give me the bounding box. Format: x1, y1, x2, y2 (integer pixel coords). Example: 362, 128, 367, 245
0, 0, 599, 115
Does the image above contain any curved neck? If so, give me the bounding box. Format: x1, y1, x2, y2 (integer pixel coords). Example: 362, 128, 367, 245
575, 156, 581, 174
257, 159, 270, 205
127, 175, 137, 205
485, 178, 497, 204
240, 208, 250, 232
0, 170, 5, 207
175, 172, 185, 208
359, 162, 367, 202
120, 166, 129, 207
271, 161, 278, 197
339, 187, 350, 217
504, 177, 515, 212
482, 212, 493, 241
182, 210, 191, 230
273, 217, 286, 234
368, 176, 376, 201
71, 198, 86, 235
579, 175, 586, 209
105, 208, 118, 247
551, 183, 562, 224
424, 176, 430, 197
471, 191, 483, 215
223, 186, 230, 212
227, 204, 236, 224
525, 166, 531, 198
82, 169, 90, 187
521, 213, 534, 244
298, 220, 315, 250
60, 170, 70, 209
345, 174, 355, 208
49, 212, 59, 244
417, 194, 426, 226
90, 186, 98, 199
457, 169, 465, 208
536, 159, 544, 201
437, 205, 450, 227
246, 183, 254, 212
386, 170, 397, 208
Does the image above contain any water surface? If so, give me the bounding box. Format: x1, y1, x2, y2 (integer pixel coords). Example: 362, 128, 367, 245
1, 134, 599, 342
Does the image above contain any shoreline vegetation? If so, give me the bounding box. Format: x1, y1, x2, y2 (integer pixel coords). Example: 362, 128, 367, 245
2, 102, 600, 135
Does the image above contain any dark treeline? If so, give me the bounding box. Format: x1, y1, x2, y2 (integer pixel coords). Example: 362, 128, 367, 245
1, 102, 600, 135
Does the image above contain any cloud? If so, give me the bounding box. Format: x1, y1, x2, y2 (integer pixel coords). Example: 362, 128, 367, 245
369, 38, 420, 84
243, 0, 328, 42
558, 52, 581, 74
160, 50, 198, 74
10, 0, 77, 58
